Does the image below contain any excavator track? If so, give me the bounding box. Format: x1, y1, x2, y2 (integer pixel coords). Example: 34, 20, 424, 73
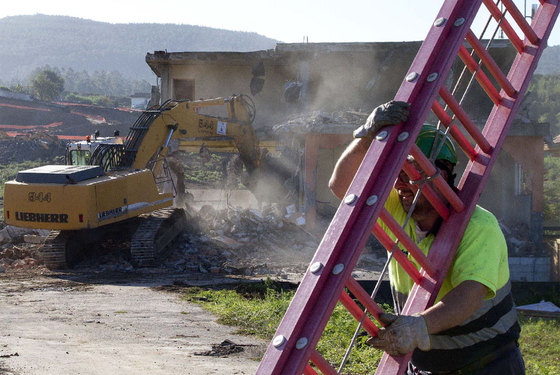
41, 231, 68, 269
40, 209, 188, 270
130, 208, 187, 266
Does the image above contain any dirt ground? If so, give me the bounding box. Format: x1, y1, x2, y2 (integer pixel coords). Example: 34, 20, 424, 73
0, 269, 268, 375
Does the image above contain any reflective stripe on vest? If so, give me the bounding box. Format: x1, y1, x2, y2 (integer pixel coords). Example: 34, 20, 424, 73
429, 281, 517, 350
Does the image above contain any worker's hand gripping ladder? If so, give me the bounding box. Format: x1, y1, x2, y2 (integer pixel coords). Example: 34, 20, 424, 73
256, 0, 560, 374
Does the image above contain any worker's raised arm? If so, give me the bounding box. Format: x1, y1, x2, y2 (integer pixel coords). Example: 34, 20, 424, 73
329, 100, 410, 200
329, 138, 371, 199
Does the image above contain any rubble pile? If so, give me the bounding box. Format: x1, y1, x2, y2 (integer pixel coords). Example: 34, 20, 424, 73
192, 205, 319, 276
0, 205, 320, 278
0, 224, 48, 272
0, 206, 543, 276
272, 110, 368, 135
0, 245, 42, 272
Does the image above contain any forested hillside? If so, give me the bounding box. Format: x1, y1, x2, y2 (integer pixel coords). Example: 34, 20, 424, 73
0, 15, 278, 83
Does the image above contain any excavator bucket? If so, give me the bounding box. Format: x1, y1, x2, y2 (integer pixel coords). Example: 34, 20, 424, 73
256, 0, 560, 374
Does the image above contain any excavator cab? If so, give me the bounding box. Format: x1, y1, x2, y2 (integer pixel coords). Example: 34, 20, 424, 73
65, 134, 123, 167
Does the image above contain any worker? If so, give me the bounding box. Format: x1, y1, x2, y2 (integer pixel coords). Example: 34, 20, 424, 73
329, 101, 525, 375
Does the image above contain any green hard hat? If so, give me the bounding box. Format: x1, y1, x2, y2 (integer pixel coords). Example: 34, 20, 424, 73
415, 124, 457, 164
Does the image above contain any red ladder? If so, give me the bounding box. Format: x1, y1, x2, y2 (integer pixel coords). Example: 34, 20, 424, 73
257, 1, 560, 374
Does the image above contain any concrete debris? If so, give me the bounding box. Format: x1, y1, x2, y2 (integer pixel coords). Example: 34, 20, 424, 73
0, 225, 49, 246
272, 110, 368, 135
194, 205, 319, 276
499, 221, 539, 256
517, 300, 560, 318
194, 339, 249, 357
0, 244, 43, 272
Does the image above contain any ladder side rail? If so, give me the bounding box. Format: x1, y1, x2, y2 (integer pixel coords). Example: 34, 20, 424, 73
376, 2, 560, 373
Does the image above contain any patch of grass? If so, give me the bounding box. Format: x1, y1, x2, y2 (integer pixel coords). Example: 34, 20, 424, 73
519, 316, 560, 375
183, 280, 385, 373
182, 281, 560, 374
183, 281, 292, 338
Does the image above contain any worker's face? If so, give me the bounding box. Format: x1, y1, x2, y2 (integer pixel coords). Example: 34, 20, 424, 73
394, 169, 446, 222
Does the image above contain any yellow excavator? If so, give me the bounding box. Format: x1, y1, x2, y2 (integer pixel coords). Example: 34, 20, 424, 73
3, 95, 277, 269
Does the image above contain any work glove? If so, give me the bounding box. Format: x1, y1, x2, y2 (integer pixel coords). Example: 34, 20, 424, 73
366, 313, 431, 356
353, 100, 410, 139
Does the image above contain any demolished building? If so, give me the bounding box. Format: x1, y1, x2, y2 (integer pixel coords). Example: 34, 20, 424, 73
146, 41, 554, 281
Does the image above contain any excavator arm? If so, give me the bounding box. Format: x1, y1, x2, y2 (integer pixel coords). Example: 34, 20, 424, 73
125, 95, 260, 176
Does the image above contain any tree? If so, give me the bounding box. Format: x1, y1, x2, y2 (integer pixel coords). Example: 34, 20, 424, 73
31, 69, 64, 101
544, 155, 560, 223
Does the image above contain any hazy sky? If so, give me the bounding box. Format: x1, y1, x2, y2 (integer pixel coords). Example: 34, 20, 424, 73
1, 0, 559, 46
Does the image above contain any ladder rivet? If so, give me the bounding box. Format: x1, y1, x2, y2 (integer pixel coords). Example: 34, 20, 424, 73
296, 337, 309, 350
366, 195, 378, 206
310, 262, 323, 274
333, 263, 345, 275
427, 73, 439, 82
376, 130, 389, 141
398, 132, 409, 142
454, 18, 465, 27
406, 72, 419, 82
273, 335, 287, 348
344, 194, 357, 205
434, 17, 447, 27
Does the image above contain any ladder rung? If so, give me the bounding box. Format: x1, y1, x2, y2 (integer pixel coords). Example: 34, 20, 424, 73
483, 0, 525, 53
401, 162, 451, 220
340, 291, 379, 336
458, 46, 502, 105
439, 87, 493, 154
409, 145, 465, 213
431, 101, 478, 161
372, 223, 423, 285
310, 350, 337, 375
500, 0, 540, 45
346, 277, 385, 320
380, 209, 437, 277
466, 30, 517, 97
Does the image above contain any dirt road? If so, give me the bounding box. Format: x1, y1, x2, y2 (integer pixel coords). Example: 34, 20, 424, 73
0, 270, 267, 375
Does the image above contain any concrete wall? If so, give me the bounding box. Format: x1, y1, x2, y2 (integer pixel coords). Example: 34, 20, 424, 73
508, 257, 551, 281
